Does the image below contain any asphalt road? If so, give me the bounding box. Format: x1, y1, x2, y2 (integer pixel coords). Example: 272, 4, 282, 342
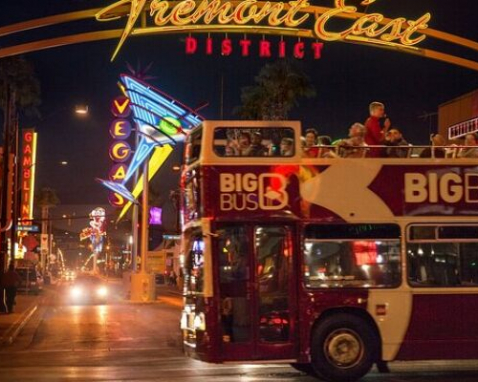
1, 282, 478, 381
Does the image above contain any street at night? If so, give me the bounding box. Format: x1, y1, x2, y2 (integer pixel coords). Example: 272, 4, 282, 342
2, 1, 478, 381
0, 282, 477, 381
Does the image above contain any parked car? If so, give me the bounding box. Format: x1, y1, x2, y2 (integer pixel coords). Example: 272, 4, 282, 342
17, 267, 44, 295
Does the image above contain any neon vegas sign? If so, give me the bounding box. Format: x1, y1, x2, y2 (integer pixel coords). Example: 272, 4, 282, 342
97, 0, 431, 60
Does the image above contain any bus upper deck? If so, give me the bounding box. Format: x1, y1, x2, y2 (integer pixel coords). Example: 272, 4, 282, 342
182, 121, 478, 228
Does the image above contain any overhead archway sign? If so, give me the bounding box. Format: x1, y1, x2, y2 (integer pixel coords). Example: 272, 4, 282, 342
0, 0, 478, 71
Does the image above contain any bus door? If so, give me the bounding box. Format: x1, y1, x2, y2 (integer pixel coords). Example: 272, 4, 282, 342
216, 224, 297, 361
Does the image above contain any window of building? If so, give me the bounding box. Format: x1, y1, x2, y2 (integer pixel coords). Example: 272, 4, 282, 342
407, 225, 478, 287
304, 224, 401, 289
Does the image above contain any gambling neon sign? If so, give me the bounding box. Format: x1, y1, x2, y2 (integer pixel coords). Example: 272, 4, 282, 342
20, 130, 38, 224
97, 0, 431, 60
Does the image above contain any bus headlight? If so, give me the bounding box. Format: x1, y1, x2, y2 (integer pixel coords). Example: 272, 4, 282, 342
180, 312, 188, 330
194, 313, 206, 331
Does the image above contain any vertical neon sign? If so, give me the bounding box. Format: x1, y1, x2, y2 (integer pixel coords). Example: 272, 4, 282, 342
20, 129, 37, 225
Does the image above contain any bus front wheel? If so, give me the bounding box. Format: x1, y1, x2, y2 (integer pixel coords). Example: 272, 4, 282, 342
311, 314, 377, 382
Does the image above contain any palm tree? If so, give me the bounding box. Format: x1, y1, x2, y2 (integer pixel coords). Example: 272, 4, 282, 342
235, 60, 316, 120
0, 56, 41, 117
35, 188, 60, 210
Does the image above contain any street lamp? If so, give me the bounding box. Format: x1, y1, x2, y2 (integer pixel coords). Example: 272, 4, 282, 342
75, 105, 89, 116
172, 164, 181, 172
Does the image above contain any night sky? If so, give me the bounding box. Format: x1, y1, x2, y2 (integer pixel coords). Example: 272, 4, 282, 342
1, 0, 478, 208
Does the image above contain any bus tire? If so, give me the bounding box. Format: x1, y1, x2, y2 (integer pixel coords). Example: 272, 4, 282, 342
290, 363, 316, 376
311, 314, 377, 382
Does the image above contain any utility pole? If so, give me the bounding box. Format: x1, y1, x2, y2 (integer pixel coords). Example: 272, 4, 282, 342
41, 206, 49, 272
9, 115, 19, 265
140, 160, 149, 274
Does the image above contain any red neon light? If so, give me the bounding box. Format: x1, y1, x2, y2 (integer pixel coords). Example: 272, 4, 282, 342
186, 36, 198, 54
259, 40, 272, 58
183, 37, 324, 59
240, 39, 251, 56
294, 41, 305, 59
206, 37, 213, 55
221, 38, 232, 56
279, 40, 286, 58
312, 42, 324, 59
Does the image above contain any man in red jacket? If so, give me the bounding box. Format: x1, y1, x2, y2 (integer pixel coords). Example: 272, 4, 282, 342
365, 102, 391, 157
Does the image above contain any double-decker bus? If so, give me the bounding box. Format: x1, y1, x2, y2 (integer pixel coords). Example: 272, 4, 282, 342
180, 120, 478, 382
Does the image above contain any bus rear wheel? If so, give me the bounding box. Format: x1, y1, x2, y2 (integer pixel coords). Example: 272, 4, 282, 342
311, 314, 377, 382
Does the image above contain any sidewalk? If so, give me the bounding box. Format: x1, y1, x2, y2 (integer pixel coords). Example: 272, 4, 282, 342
156, 285, 183, 308
0, 293, 40, 345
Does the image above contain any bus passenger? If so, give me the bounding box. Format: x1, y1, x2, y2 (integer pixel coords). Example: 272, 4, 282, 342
458, 133, 478, 158
280, 138, 294, 156
250, 132, 268, 156
225, 143, 236, 157
384, 128, 409, 158
420, 134, 446, 158
339, 123, 368, 158
317, 136, 337, 158
303, 128, 319, 157
238, 132, 252, 156
365, 102, 391, 157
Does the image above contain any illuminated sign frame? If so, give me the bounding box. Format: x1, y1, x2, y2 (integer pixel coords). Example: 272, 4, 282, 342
98, 74, 203, 216
0, 1, 478, 71
20, 129, 38, 225
97, 0, 431, 60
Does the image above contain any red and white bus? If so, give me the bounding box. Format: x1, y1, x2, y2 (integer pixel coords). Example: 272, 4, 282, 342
180, 121, 478, 382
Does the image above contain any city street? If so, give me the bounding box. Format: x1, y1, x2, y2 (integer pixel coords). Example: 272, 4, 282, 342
0, 283, 477, 381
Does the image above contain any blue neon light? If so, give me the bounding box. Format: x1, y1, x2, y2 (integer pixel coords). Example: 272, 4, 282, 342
99, 75, 204, 204
97, 180, 136, 203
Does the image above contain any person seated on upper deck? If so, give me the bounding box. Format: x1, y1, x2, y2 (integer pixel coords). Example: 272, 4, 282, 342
237, 132, 253, 156
249, 131, 268, 157
280, 138, 294, 156
457, 133, 478, 158
384, 128, 409, 158
303, 128, 319, 158
317, 136, 338, 159
365, 101, 391, 157
225, 142, 236, 157
338, 123, 368, 158
420, 134, 446, 158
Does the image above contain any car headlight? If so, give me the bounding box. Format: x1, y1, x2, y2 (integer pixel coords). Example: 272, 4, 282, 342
71, 286, 82, 298
97, 286, 108, 297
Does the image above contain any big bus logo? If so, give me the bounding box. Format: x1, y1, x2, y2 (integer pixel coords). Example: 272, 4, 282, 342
405, 172, 478, 204
219, 173, 289, 211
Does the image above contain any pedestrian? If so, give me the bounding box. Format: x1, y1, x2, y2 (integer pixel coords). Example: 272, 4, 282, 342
0, 271, 7, 313
1, 263, 21, 314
